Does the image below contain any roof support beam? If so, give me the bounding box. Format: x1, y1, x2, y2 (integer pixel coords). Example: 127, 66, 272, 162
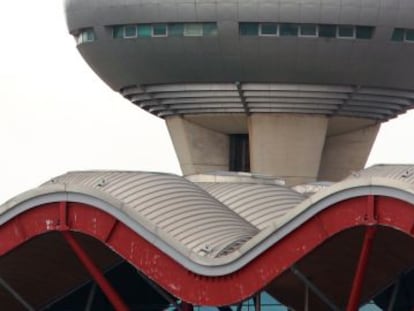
346, 226, 377, 311
290, 266, 341, 311
61, 231, 129, 311
0, 277, 35, 311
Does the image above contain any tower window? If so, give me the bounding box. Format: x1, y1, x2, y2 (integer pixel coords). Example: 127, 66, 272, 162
319, 24, 336, 38
240, 23, 259, 36
124, 25, 137, 38
153, 24, 168, 37
300, 24, 318, 37
337, 25, 355, 38
260, 23, 278, 36
356, 26, 374, 39
184, 23, 203, 37
280, 23, 299, 37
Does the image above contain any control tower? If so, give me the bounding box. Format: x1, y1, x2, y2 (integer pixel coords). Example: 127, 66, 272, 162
65, 0, 414, 185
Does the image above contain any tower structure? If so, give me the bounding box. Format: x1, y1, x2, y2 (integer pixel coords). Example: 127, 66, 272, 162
3, 1, 414, 311
65, 0, 414, 185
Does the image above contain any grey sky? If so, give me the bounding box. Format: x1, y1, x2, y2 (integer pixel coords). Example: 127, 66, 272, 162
1, 1, 413, 204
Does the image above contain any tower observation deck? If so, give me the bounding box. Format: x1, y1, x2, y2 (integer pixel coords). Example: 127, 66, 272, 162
65, 0, 414, 185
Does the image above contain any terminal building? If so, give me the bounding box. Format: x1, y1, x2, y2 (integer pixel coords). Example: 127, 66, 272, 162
1, 0, 414, 310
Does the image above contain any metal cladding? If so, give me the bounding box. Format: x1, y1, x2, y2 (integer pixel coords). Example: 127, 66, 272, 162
122, 83, 414, 120
198, 182, 305, 230
64, 0, 414, 120
42, 171, 259, 258
3, 165, 414, 274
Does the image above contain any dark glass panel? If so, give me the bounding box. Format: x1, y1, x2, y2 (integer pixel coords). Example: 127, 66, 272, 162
300, 24, 317, 36
280, 23, 298, 36
356, 26, 374, 39
153, 23, 167, 36
319, 24, 336, 38
240, 23, 259, 36
260, 23, 277, 35
138, 24, 152, 37
169, 23, 184, 37
113, 26, 124, 39
338, 25, 355, 38
203, 23, 218, 36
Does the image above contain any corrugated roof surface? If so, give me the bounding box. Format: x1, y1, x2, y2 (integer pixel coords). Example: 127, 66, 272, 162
3, 164, 414, 268
197, 183, 304, 230
347, 164, 414, 184
44, 171, 258, 258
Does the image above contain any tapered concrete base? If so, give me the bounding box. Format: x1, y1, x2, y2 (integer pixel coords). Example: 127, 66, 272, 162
248, 114, 328, 186
166, 116, 229, 175
318, 120, 380, 181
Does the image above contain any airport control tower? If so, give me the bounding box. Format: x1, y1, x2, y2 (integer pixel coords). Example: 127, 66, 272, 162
65, 0, 414, 186
3, 2, 414, 310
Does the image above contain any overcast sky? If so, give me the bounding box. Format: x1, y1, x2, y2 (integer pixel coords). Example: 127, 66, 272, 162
1, 1, 414, 204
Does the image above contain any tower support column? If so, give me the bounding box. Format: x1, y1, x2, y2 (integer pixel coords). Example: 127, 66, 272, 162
248, 113, 328, 185
166, 116, 229, 175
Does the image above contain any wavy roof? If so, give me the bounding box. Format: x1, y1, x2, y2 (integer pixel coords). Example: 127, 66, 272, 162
1, 165, 414, 277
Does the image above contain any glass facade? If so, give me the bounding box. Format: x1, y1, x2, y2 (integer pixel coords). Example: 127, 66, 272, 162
300, 24, 318, 37
240, 23, 259, 36
240, 23, 375, 40
260, 23, 278, 36
184, 23, 203, 36
391, 28, 414, 42
356, 26, 375, 39
338, 25, 355, 38
112, 23, 218, 39
76, 28, 95, 44
280, 23, 299, 37
124, 25, 137, 38
319, 24, 337, 38
138, 24, 152, 37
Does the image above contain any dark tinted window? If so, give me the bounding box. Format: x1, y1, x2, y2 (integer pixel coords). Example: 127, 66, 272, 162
260, 23, 277, 35
113, 26, 124, 38
153, 24, 167, 36
356, 26, 374, 39
338, 25, 354, 38
300, 24, 317, 36
406, 29, 414, 41
319, 24, 336, 38
240, 23, 259, 36
280, 23, 299, 36
168, 23, 184, 36
203, 23, 218, 36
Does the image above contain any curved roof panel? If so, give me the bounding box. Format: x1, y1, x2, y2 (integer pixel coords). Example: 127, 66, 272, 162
2, 165, 414, 276
39, 171, 259, 259
197, 182, 304, 230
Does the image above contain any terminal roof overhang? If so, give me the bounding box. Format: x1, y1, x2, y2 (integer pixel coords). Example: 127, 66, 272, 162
1, 165, 414, 307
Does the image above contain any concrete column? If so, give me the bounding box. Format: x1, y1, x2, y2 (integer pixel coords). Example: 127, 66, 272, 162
166, 116, 229, 175
318, 123, 380, 182
248, 114, 328, 186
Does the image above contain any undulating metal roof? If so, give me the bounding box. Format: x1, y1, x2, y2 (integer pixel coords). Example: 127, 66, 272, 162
2, 165, 414, 275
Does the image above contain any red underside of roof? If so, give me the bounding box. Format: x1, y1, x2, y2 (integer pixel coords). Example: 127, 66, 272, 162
0, 196, 413, 305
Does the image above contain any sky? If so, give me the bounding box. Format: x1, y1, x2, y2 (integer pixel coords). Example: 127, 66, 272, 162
1, 1, 414, 204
